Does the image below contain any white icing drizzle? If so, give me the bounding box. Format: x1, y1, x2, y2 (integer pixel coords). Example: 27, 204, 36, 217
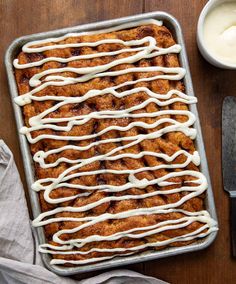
21, 19, 163, 53
14, 66, 186, 107
14, 39, 181, 70
32, 172, 207, 226
27, 88, 196, 127
39, 211, 213, 253
22, 109, 196, 144
14, 19, 218, 265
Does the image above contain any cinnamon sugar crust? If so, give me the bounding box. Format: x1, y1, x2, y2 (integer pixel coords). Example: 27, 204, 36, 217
14, 23, 208, 265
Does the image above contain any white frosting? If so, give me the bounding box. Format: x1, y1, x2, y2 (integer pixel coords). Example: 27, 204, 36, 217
14, 19, 218, 265
39, 211, 213, 252
203, 2, 236, 64
38, 209, 216, 265
22, 109, 196, 143
14, 37, 181, 70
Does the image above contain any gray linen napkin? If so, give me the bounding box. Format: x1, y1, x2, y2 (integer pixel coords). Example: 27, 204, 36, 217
0, 140, 168, 284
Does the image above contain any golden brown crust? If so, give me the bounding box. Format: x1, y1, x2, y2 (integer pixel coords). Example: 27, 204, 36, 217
14, 23, 205, 265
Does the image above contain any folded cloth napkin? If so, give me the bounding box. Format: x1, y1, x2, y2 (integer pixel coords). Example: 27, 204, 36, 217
0, 140, 168, 284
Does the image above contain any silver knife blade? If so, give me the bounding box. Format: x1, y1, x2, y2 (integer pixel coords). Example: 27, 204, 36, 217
222, 96, 236, 197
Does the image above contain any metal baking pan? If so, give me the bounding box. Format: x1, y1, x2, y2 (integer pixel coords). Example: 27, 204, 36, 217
5, 11, 218, 276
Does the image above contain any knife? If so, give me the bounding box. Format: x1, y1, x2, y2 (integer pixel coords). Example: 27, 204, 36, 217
222, 96, 236, 257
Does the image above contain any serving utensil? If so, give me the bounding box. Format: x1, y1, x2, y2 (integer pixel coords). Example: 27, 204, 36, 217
222, 96, 236, 257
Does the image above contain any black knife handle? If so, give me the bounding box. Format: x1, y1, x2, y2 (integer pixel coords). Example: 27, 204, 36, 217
231, 197, 236, 257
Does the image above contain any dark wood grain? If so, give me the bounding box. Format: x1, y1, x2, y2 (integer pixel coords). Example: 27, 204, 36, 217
0, 0, 235, 283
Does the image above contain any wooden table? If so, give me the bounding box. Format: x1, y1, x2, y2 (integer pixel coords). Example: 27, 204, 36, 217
0, 1, 235, 283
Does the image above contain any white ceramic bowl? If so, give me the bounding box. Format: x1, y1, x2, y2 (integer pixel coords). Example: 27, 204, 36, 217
197, 0, 236, 69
